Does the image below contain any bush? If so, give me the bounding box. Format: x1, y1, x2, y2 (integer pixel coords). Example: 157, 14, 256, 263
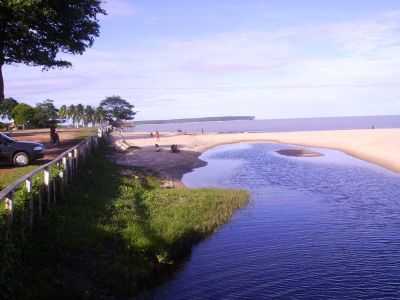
0, 149, 249, 299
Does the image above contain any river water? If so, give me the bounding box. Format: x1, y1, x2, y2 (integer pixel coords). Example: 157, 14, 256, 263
150, 143, 400, 299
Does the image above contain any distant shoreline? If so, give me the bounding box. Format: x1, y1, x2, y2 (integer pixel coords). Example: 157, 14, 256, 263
132, 115, 400, 134
113, 129, 400, 187
133, 116, 255, 125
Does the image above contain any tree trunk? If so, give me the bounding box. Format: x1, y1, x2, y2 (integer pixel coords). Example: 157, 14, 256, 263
0, 64, 4, 102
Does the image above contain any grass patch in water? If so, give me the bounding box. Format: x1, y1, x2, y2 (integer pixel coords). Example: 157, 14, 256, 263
2, 148, 249, 299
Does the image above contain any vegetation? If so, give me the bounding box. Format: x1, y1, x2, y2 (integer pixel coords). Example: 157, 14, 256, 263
100, 96, 136, 125
59, 104, 107, 128
0, 0, 106, 101
1, 96, 134, 130
11, 103, 35, 129
0, 148, 249, 299
0, 98, 18, 120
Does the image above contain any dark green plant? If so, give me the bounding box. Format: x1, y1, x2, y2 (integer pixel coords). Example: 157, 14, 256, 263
11, 103, 35, 129
31, 99, 59, 128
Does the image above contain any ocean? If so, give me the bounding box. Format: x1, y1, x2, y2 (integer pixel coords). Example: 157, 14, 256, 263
132, 115, 400, 133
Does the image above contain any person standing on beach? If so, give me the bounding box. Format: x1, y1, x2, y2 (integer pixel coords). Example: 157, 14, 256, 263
155, 130, 160, 142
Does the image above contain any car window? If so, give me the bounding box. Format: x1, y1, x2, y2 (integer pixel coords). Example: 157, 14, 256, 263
0, 133, 15, 143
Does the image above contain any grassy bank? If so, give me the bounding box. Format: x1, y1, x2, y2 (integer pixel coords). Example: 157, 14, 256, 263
1, 147, 249, 299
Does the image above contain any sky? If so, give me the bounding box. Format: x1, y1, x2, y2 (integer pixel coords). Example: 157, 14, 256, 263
5, 0, 400, 120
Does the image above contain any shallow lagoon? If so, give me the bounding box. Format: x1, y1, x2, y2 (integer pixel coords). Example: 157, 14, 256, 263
151, 143, 400, 299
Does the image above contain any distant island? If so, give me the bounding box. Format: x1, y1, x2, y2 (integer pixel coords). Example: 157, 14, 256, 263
134, 116, 255, 125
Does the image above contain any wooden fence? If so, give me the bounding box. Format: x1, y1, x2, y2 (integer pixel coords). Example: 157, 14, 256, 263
0, 126, 112, 235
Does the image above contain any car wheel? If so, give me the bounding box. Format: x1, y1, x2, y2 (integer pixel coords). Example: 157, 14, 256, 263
13, 152, 30, 167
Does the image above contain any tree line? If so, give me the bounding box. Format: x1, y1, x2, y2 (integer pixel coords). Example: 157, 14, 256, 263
0, 96, 136, 130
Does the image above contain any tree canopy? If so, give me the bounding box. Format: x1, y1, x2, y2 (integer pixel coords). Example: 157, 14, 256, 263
0, 97, 18, 119
31, 99, 58, 128
11, 103, 35, 129
99, 96, 136, 124
0, 0, 106, 101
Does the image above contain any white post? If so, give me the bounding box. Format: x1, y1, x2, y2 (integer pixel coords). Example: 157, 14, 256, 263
5, 192, 14, 223
68, 152, 74, 177
62, 156, 68, 185
26, 178, 33, 228
74, 148, 79, 172
44, 168, 51, 208
4, 192, 14, 238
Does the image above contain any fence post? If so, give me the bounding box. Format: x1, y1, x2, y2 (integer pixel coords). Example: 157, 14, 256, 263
68, 152, 74, 178
26, 178, 33, 229
62, 156, 68, 185
74, 148, 79, 172
53, 175, 57, 204
44, 168, 51, 209
5, 192, 14, 224
4, 192, 13, 239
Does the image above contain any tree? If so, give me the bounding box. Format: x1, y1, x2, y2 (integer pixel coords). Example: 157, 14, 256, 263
11, 103, 35, 129
76, 104, 85, 127
94, 106, 106, 126
59, 105, 68, 121
99, 96, 136, 124
67, 105, 77, 127
84, 105, 95, 127
0, 97, 18, 119
31, 99, 58, 128
0, 1, 106, 101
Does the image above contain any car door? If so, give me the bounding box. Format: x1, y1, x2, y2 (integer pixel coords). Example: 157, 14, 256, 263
0, 134, 14, 164
0, 134, 7, 163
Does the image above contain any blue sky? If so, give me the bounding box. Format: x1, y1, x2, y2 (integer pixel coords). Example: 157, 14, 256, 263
5, 0, 400, 120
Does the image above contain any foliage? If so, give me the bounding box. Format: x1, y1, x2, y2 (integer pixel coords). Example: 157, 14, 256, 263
11, 103, 35, 128
0, 0, 106, 101
100, 96, 136, 124
31, 99, 58, 128
0, 97, 18, 119
1, 150, 249, 299
58, 105, 68, 121
94, 106, 107, 125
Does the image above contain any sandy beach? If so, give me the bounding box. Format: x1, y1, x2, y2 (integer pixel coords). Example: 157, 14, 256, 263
113, 129, 400, 184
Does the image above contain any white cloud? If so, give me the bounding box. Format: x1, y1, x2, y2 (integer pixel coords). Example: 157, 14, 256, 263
5, 10, 400, 119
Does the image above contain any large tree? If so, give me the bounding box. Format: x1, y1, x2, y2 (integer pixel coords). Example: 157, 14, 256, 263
0, 97, 18, 119
32, 99, 58, 128
0, 0, 106, 101
100, 96, 136, 125
11, 103, 35, 129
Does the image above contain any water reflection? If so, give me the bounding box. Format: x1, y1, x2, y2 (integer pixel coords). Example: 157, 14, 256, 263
151, 143, 400, 300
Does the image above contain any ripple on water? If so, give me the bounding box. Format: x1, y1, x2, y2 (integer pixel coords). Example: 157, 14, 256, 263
150, 143, 400, 300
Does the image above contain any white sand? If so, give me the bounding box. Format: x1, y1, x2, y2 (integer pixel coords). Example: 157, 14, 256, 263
114, 129, 400, 177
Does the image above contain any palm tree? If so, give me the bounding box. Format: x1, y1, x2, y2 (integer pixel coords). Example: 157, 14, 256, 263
58, 105, 68, 121
76, 104, 84, 128
67, 104, 77, 127
94, 106, 106, 126
84, 105, 95, 127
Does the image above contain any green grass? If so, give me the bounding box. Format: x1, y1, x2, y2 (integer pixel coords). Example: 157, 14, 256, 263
0, 165, 37, 190
1, 147, 249, 299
